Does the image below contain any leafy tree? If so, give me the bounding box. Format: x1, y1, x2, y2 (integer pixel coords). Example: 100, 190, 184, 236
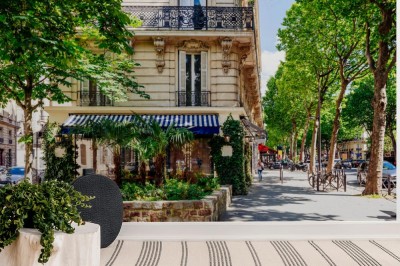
360, 0, 396, 195
92, 119, 138, 186
72, 120, 108, 174
277, 2, 339, 172
342, 73, 396, 158
139, 119, 194, 187
0, 0, 148, 180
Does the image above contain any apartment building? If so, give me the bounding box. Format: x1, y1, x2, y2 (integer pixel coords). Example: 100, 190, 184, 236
45, 0, 265, 175
0, 108, 18, 167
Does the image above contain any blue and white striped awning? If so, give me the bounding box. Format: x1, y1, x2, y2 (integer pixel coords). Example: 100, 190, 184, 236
62, 114, 220, 135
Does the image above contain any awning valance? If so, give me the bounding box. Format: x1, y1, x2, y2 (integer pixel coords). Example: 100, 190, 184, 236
62, 114, 220, 135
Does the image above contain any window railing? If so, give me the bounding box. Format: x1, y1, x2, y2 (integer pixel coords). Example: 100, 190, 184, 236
123, 6, 254, 30
176, 91, 211, 107
79, 91, 113, 107
8, 139, 12, 144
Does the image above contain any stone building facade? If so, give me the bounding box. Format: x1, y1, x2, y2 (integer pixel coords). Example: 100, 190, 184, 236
45, 0, 264, 175
0, 109, 18, 167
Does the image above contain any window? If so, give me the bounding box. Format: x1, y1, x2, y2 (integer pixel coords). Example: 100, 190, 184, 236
80, 144, 87, 165
80, 80, 111, 106
179, 0, 206, 6
179, 51, 208, 106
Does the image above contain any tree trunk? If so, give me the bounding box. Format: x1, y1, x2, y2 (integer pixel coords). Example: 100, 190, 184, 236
309, 113, 318, 175
327, 79, 349, 174
363, 74, 387, 195
139, 161, 146, 185
92, 138, 97, 173
362, 2, 395, 195
23, 107, 33, 182
300, 109, 311, 162
113, 147, 122, 187
154, 154, 165, 187
388, 130, 396, 161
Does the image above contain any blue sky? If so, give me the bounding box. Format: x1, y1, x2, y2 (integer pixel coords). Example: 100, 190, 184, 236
258, 0, 295, 95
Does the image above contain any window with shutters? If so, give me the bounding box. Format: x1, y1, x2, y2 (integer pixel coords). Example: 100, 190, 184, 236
178, 50, 209, 107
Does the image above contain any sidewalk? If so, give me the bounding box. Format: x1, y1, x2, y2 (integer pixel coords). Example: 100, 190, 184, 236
101, 169, 399, 265
221, 169, 397, 222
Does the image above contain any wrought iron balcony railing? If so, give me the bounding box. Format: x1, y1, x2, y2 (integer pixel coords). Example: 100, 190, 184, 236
79, 91, 113, 107
176, 91, 211, 107
123, 6, 254, 30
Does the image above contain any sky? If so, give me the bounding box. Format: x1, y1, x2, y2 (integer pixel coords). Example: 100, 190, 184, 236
258, 0, 295, 96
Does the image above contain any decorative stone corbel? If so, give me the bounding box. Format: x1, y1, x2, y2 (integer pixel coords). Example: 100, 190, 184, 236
238, 43, 251, 69
220, 37, 233, 74
153, 37, 165, 73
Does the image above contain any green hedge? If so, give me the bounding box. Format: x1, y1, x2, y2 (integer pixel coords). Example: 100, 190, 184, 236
209, 115, 248, 195
121, 176, 220, 201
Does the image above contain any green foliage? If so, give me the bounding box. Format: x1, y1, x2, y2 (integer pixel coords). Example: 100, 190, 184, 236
43, 123, 79, 183
0, 0, 147, 176
342, 74, 396, 135
209, 115, 247, 195
0, 180, 92, 263
121, 177, 219, 201
197, 176, 220, 193
131, 116, 194, 186
244, 143, 252, 187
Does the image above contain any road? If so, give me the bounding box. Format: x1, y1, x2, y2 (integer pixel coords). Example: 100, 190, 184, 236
221, 168, 397, 221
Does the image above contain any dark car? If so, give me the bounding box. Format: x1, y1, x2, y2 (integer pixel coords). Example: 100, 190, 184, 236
352, 159, 365, 168
334, 159, 352, 169
342, 159, 353, 169
0, 166, 25, 186
357, 161, 396, 187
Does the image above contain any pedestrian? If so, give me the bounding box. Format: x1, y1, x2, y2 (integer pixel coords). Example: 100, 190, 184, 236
257, 159, 264, 181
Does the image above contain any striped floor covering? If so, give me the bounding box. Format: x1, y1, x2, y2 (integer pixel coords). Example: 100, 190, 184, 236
101, 239, 400, 266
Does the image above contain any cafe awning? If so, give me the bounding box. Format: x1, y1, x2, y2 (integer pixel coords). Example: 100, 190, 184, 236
62, 114, 220, 135
258, 144, 277, 154
240, 117, 267, 140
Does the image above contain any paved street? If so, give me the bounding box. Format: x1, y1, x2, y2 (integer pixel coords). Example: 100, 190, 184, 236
221, 168, 397, 221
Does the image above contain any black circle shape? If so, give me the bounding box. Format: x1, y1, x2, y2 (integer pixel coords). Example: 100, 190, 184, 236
73, 174, 123, 248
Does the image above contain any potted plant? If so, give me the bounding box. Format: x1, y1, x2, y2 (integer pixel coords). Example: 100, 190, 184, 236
0, 180, 92, 264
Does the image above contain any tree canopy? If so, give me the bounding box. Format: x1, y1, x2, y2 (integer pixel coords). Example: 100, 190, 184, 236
0, 0, 148, 178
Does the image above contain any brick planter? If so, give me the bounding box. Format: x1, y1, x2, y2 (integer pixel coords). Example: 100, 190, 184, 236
123, 185, 232, 222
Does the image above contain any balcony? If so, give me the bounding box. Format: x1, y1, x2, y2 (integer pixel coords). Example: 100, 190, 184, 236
176, 91, 211, 107
79, 91, 113, 107
123, 6, 254, 30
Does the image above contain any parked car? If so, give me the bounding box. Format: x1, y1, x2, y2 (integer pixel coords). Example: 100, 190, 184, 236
334, 159, 352, 169
0, 166, 26, 186
352, 159, 365, 168
357, 161, 396, 188
342, 159, 353, 169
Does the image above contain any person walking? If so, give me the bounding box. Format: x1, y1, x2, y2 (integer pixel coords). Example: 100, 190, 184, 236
257, 159, 264, 182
